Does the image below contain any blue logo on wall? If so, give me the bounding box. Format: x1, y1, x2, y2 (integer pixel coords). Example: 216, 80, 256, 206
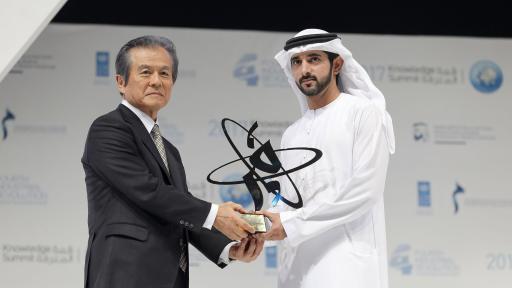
417, 181, 431, 207
470, 60, 503, 93
233, 54, 259, 86
2, 109, 15, 140
96, 51, 110, 77
452, 182, 465, 214
413, 122, 429, 142
219, 173, 253, 208
265, 246, 277, 269
389, 244, 413, 275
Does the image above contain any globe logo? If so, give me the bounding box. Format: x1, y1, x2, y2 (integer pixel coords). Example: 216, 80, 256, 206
470, 60, 503, 93
219, 173, 253, 208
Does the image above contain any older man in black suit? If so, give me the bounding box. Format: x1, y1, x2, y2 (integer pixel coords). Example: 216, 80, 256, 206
81, 35, 262, 288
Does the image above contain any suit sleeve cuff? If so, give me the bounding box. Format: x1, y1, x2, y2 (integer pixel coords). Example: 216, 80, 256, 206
202, 203, 218, 230
217, 242, 237, 265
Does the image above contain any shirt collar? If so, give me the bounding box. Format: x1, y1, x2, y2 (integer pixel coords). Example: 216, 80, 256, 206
121, 99, 159, 134
305, 92, 344, 117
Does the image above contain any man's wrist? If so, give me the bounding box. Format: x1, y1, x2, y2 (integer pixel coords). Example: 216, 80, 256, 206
218, 242, 237, 264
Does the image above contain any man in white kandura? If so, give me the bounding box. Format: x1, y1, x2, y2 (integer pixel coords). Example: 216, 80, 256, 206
260, 29, 396, 288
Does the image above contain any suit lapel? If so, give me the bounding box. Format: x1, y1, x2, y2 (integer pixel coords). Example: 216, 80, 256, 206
118, 105, 173, 184
163, 140, 185, 191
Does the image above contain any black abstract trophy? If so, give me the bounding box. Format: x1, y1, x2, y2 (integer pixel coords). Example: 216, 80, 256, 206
207, 118, 322, 232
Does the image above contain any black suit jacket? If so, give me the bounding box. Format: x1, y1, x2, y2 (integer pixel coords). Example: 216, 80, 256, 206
81, 104, 231, 288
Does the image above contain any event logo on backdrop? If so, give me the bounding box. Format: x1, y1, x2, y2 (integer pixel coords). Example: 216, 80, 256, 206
2, 243, 81, 265
95, 51, 110, 77
449, 182, 512, 213
0, 175, 48, 204
265, 246, 277, 269
208, 118, 292, 139
413, 122, 429, 142
234, 54, 258, 86
0, 111, 67, 137
389, 244, 413, 275
417, 181, 431, 207
8, 53, 56, 75
470, 60, 503, 93
233, 53, 288, 88
486, 253, 512, 271
389, 244, 459, 276
452, 182, 465, 214
363, 64, 463, 86
2, 109, 15, 141
417, 181, 433, 215
411, 121, 496, 145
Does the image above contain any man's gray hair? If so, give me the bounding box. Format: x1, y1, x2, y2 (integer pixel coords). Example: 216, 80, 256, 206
115, 35, 179, 84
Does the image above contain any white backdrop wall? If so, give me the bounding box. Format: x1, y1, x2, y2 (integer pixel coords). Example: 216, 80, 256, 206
0, 24, 511, 288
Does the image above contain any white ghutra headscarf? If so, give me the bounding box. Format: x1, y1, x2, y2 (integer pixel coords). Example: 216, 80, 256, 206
275, 28, 395, 154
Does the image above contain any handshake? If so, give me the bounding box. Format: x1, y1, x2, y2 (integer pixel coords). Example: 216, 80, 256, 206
212, 202, 286, 262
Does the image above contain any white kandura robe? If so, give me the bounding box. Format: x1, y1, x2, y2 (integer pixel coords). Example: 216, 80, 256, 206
273, 93, 390, 288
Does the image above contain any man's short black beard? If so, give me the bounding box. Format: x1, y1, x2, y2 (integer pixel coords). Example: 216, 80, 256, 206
298, 65, 333, 97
